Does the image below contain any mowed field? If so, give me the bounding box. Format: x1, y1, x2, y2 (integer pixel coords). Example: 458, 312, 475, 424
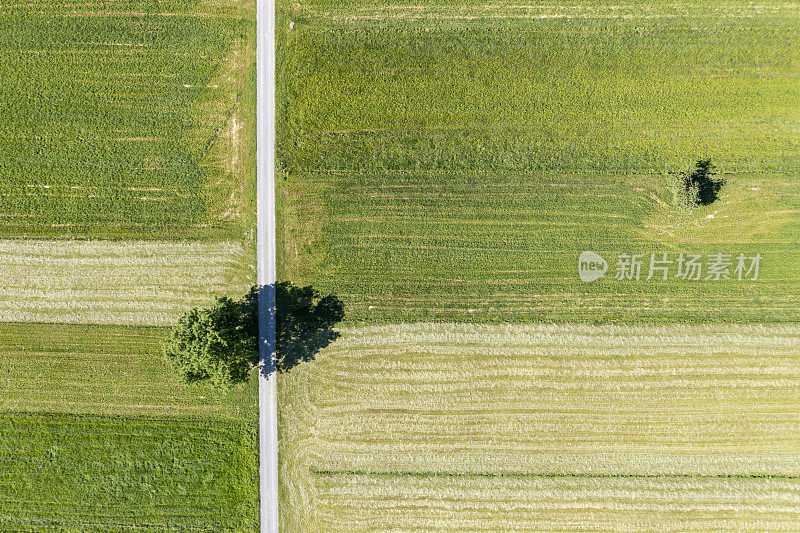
0, 324, 259, 531
0, 0, 259, 530
0, 239, 252, 326
279, 0, 800, 323
280, 324, 800, 531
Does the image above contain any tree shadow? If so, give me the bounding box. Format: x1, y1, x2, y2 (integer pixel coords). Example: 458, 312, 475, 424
244, 283, 344, 378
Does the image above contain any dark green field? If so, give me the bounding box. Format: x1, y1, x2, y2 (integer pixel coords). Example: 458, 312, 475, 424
0, 0, 254, 239
0, 412, 257, 532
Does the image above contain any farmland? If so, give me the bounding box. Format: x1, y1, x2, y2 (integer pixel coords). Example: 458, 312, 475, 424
0, 239, 252, 326
0, 323, 253, 417
278, 0, 800, 324
0, 323, 259, 530
283, 170, 800, 323
0, 0, 260, 530
275, 1, 800, 530
279, 323, 800, 531
0, 0, 255, 239
1, 412, 257, 532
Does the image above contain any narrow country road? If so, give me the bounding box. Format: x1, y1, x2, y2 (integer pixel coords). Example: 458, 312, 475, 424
256, 0, 279, 531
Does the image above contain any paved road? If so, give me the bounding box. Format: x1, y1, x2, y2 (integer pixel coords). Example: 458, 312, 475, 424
256, 0, 278, 531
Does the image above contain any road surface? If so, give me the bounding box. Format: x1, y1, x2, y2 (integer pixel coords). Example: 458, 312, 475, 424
256, 0, 278, 531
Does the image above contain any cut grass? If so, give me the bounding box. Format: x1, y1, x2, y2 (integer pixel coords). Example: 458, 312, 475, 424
0, 239, 253, 326
279, 323, 800, 530
313, 473, 800, 532
0, 323, 259, 531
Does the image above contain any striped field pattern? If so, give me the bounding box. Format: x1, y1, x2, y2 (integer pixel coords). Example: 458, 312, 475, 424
280, 0, 800, 324
0, 323, 250, 418
279, 323, 800, 530
0, 239, 252, 326
0, 323, 259, 530
293, 171, 800, 323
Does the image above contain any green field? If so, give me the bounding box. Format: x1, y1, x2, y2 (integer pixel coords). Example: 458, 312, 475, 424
0, 0, 260, 530
278, 0, 800, 323
282, 170, 800, 322
0, 0, 255, 239
0, 323, 259, 531
279, 323, 800, 531
2, 0, 799, 529
1, 412, 257, 532
0, 323, 252, 417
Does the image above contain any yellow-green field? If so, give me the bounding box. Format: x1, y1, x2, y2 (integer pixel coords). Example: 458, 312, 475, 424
0, 239, 252, 326
276, 0, 800, 529
279, 323, 800, 531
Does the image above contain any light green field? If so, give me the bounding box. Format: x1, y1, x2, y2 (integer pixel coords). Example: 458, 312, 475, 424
0, 323, 252, 417
279, 323, 800, 531
0, 323, 258, 531
278, 0, 800, 323
0, 239, 252, 326
0, 0, 255, 239
282, 170, 800, 323
283, 2, 800, 174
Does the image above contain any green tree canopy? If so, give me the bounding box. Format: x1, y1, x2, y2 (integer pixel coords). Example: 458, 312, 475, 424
163, 296, 257, 390
164, 283, 344, 389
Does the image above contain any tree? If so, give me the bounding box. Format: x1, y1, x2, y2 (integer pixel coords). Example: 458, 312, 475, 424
681, 159, 725, 206
164, 283, 344, 389
163, 296, 257, 390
